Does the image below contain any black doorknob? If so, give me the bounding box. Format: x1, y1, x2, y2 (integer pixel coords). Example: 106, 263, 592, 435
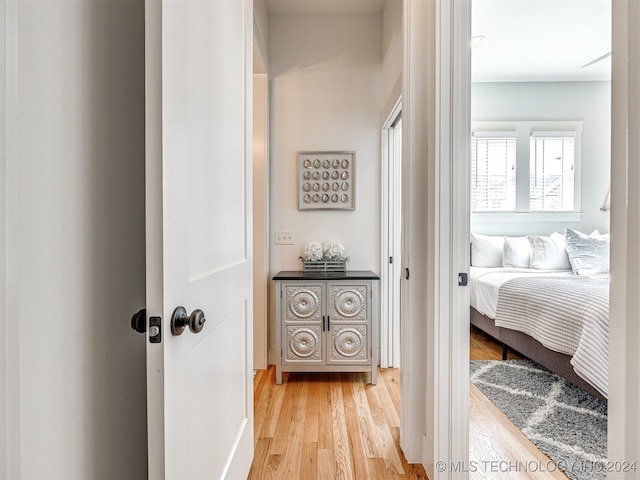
170, 306, 207, 336
131, 309, 146, 333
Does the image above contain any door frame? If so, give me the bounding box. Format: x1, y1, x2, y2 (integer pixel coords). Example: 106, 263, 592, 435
252, 39, 269, 370
0, 0, 8, 476
381, 97, 402, 368
1, 0, 19, 476
608, 0, 640, 471
401, 0, 471, 473
421, 0, 638, 478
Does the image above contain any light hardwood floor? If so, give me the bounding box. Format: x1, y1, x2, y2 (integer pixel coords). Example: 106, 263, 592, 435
250, 327, 570, 480
469, 326, 570, 480
250, 367, 429, 480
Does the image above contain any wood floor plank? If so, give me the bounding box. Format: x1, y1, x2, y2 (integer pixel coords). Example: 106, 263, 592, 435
375, 369, 401, 428
340, 374, 372, 480
350, 374, 382, 458
247, 436, 271, 480
258, 371, 286, 439
269, 376, 301, 455
470, 325, 523, 361
261, 454, 283, 480
318, 448, 336, 480
317, 373, 333, 449
331, 385, 356, 479
379, 368, 401, 414
253, 369, 275, 443
300, 442, 318, 480
304, 376, 320, 443
282, 421, 305, 479
365, 381, 405, 475
291, 374, 309, 423
366, 457, 389, 479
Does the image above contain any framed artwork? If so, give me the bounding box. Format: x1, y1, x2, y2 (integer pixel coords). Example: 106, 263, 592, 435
298, 151, 355, 210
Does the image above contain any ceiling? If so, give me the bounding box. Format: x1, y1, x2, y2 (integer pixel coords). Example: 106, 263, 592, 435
263, 0, 612, 82
472, 0, 611, 82
264, 0, 386, 14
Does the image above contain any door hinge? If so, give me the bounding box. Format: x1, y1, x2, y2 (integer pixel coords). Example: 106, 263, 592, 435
458, 272, 468, 286
389, 256, 393, 264
405, 267, 410, 280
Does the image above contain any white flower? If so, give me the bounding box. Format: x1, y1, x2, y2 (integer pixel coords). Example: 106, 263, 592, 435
302, 241, 323, 261
323, 241, 345, 260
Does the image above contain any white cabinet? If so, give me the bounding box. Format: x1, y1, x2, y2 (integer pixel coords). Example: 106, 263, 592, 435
274, 271, 379, 384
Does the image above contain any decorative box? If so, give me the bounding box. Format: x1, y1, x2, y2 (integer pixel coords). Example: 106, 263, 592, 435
300, 258, 347, 273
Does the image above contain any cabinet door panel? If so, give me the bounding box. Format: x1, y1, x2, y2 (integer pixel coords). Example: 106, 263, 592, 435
285, 285, 322, 323
329, 325, 369, 364
328, 284, 368, 323
285, 325, 324, 363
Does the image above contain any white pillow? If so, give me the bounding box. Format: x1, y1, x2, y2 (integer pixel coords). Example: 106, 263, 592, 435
528, 233, 571, 270
564, 228, 610, 275
471, 233, 505, 267
502, 236, 531, 268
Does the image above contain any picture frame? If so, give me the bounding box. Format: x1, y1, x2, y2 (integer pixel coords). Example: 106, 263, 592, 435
297, 151, 355, 210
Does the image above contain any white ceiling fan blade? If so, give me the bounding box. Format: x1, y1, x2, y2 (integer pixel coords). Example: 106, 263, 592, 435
581, 52, 612, 69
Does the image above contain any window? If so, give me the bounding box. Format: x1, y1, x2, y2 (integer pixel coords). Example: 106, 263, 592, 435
471, 135, 516, 211
471, 121, 582, 215
530, 134, 575, 211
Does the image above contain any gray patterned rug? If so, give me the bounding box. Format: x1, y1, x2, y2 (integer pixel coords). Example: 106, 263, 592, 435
470, 360, 607, 480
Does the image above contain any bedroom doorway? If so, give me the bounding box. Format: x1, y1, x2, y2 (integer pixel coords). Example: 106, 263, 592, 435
468, 0, 611, 476
381, 99, 402, 368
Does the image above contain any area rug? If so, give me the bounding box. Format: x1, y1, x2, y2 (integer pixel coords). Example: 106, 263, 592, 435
470, 359, 607, 480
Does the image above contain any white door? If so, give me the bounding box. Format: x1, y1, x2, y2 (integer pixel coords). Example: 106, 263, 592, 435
381, 102, 402, 368
145, 0, 254, 478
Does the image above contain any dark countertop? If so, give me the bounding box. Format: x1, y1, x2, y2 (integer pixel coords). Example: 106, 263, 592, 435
273, 270, 380, 281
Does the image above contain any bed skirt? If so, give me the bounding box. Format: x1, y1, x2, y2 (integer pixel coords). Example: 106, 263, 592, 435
470, 307, 606, 402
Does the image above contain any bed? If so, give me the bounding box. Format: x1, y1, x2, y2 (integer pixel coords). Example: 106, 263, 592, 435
469, 230, 610, 401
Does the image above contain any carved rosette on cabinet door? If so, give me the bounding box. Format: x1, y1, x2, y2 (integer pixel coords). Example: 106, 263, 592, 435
286, 326, 322, 361
287, 286, 321, 322
330, 285, 367, 321
331, 326, 367, 361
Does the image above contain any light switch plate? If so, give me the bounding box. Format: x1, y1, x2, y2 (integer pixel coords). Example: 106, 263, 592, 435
275, 231, 295, 245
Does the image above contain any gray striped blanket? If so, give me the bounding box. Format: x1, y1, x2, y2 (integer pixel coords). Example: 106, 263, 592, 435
495, 275, 609, 398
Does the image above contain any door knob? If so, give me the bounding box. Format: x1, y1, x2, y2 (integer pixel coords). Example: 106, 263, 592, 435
131, 308, 146, 333
170, 306, 207, 336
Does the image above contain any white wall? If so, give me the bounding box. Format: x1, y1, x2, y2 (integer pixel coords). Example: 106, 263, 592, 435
254, 0, 269, 65
383, 0, 402, 113
4, 1, 147, 477
471, 81, 611, 236
268, 12, 383, 360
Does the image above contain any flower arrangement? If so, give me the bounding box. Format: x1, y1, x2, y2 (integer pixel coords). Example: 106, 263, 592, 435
301, 241, 324, 262
323, 241, 346, 260
300, 241, 349, 272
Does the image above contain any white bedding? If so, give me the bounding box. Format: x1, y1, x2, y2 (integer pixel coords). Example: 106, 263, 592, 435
469, 267, 573, 319
469, 266, 609, 398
